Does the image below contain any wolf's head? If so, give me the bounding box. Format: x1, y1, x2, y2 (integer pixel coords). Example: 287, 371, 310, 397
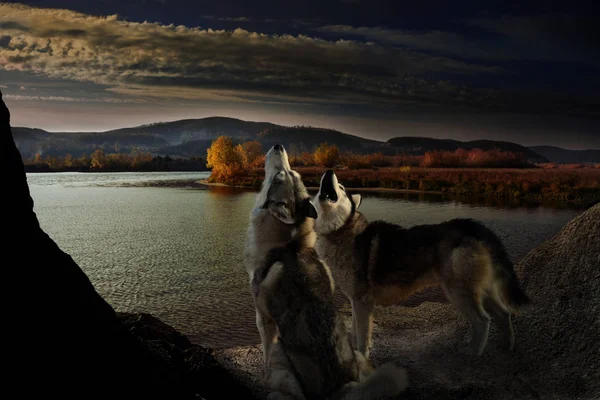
264, 143, 291, 178
254, 144, 317, 225
313, 170, 361, 234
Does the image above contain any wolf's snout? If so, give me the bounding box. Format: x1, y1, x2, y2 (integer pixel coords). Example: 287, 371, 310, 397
318, 169, 338, 202
273, 144, 284, 152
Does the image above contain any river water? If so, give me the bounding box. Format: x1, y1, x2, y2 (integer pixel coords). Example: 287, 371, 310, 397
26, 171, 582, 348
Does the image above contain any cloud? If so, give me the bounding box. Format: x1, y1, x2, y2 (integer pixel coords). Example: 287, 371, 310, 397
5, 94, 148, 103
0, 84, 7, 88
19, 85, 26, 90
316, 25, 486, 59
0, 3, 500, 109
219, 16, 251, 22
318, 17, 600, 64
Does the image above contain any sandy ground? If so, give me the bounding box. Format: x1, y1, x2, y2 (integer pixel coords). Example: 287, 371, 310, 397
213, 204, 600, 400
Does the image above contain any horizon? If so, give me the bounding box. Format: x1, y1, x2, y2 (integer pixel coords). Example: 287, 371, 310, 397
1, 1, 599, 150
11, 115, 600, 151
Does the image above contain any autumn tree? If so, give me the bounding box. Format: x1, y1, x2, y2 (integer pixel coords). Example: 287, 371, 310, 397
34, 153, 44, 164
234, 144, 249, 169
130, 148, 153, 169
64, 154, 74, 168
313, 143, 340, 167
241, 141, 263, 166
90, 149, 106, 169
206, 136, 247, 182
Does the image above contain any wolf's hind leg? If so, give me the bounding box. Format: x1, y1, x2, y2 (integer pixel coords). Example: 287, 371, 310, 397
352, 297, 374, 359
484, 296, 515, 351
442, 285, 490, 355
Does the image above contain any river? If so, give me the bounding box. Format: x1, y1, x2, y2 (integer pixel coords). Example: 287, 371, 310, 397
26, 171, 582, 348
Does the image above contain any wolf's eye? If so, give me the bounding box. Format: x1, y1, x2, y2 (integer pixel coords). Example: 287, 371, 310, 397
277, 201, 287, 206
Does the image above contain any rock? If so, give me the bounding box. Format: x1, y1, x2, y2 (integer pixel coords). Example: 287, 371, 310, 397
215, 204, 600, 399
2, 90, 256, 399
514, 203, 600, 399
118, 313, 257, 399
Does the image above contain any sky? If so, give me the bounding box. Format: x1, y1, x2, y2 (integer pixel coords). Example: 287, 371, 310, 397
0, 0, 598, 149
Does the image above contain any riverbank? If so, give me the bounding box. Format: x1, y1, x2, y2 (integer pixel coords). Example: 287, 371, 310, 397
206, 166, 600, 206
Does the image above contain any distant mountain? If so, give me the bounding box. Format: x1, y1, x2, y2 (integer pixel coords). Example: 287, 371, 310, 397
12, 117, 280, 159
153, 125, 384, 158
107, 117, 279, 145
528, 146, 600, 164
14, 117, 559, 164
386, 137, 548, 163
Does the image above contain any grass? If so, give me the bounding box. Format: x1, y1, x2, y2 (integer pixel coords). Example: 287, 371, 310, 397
215, 166, 600, 205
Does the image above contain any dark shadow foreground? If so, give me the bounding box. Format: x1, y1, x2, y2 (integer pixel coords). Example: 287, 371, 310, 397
2, 91, 256, 399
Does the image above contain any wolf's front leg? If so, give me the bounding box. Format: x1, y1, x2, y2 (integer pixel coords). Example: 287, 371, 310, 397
256, 310, 278, 367
351, 297, 374, 359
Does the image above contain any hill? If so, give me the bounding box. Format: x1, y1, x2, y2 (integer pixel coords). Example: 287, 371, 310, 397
13, 117, 554, 163
387, 137, 548, 163
529, 146, 600, 164
12, 117, 279, 159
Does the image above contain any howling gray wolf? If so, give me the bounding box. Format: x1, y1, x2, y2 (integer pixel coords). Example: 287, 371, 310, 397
252, 185, 408, 400
313, 169, 531, 357
244, 144, 309, 373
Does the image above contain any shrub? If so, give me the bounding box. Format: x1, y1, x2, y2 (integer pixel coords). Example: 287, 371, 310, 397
313, 143, 340, 167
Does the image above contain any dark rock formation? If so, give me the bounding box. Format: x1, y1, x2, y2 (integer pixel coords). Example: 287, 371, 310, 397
2, 90, 255, 399
118, 312, 258, 399
515, 202, 599, 398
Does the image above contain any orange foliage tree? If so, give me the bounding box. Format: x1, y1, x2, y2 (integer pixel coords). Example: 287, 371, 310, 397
90, 149, 106, 169
313, 143, 340, 167
206, 136, 247, 181
242, 141, 263, 167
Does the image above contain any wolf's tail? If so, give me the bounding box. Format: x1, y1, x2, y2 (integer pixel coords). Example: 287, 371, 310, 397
490, 245, 531, 314
454, 218, 530, 314
340, 363, 408, 400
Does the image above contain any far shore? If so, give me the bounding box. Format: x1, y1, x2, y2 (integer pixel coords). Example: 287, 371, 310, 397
197, 179, 447, 195
27, 168, 599, 208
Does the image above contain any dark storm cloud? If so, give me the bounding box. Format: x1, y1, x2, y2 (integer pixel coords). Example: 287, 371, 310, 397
317, 13, 600, 64
1, 2, 598, 120
0, 3, 507, 108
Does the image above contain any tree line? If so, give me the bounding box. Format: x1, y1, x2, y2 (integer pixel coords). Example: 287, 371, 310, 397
205, 136, 533, 182
23, 149, 207, 172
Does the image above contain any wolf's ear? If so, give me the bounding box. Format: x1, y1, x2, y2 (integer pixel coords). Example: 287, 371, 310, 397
301, 198, 318, 219
351, 194, 362, 208
267, 201, 295, 224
